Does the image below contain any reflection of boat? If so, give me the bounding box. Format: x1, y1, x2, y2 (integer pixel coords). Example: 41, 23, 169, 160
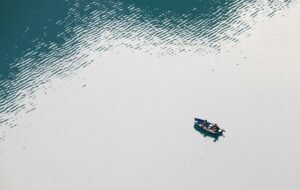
194, 118, 225, 139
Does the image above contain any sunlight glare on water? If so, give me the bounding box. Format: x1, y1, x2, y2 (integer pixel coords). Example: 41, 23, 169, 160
0, 0, 300, 190
0, 0, 293, 129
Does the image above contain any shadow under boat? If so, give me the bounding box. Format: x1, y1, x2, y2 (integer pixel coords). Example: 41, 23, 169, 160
193, 118, 225, 142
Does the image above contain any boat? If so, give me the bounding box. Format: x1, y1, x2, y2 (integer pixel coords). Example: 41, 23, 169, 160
194, 118, 225, 138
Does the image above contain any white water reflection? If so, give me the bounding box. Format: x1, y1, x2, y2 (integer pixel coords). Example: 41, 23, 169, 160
1, 1, 300, 190
0, 0, 294, 130
1, 4, 300, 189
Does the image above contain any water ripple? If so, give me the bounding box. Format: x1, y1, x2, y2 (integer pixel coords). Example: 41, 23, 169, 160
0, 0, 295, 131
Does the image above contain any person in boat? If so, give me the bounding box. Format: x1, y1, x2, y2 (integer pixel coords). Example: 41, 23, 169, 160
202, 120, 208, 128
208, 123, 213, 129
211, 124, 219, 132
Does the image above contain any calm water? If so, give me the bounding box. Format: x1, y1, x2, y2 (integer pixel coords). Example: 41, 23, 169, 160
1, 1, 299, 190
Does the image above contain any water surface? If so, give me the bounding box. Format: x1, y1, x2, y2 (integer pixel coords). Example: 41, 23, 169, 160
1, 1, 299, 190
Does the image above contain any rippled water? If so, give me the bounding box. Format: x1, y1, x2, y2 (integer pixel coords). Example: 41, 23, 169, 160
0, 0, 294, 131
1, 1, 300, 190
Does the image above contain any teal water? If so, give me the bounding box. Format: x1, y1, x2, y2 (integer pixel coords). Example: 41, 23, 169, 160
1, 1, 300, 190
0, 0, 294, 126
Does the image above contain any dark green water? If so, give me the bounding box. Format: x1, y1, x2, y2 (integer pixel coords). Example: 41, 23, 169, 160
0, 0, 293, 127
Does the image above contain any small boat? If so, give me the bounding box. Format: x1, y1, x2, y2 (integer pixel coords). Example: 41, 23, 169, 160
194, 118, 225, 138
